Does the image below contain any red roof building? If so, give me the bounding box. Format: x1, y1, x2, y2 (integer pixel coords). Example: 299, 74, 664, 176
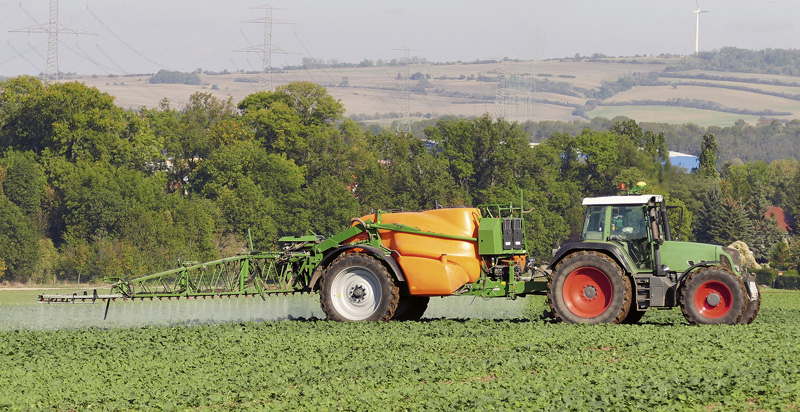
766, 206, 795, 235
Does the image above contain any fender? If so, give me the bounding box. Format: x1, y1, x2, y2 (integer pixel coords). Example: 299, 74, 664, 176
678, 260, 721, 284
548, 242, 634, 274
308, 244, 406, 291
671, 260, 721, 305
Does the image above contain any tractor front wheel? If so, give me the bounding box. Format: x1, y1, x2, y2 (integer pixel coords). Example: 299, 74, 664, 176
679, 267, 747, 325
548, 251, 632, 324
320, 253, 399, 322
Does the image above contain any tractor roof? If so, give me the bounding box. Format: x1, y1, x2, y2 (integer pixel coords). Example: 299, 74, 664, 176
582, 195, 664, 206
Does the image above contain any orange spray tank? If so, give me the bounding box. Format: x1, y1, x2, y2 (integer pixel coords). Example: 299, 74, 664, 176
347, 208, 482, 295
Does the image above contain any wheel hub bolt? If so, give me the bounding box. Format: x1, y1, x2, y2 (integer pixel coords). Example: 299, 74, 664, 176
350, 285, 366, 302
706, 292, 721, 307
584, 286, 597, 299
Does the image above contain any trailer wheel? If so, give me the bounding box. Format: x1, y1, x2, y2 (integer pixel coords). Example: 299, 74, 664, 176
392, 295, 430, 321
320, 253, 399, 322
679, 267, 747, 325
739, 281, 761, 325
548, 251, 632, 324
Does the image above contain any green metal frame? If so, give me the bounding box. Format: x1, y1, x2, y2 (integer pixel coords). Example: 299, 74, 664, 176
457, 200, 548, 299
40, 251, 320, 303
39, 201, 550, 307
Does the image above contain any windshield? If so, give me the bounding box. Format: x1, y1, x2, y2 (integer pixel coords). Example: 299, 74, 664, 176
610, 205, 648, 240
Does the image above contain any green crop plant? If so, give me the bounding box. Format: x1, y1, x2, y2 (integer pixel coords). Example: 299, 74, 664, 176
0, 290, 798, 411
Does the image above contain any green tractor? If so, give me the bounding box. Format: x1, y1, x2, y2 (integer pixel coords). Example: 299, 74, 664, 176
547, 193, 760, 325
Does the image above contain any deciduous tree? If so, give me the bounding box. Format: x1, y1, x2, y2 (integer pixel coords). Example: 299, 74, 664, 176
0, 197, 38, 282
698, 133, 720, 179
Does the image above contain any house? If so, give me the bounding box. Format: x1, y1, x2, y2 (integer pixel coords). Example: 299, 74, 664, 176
766, 206, 795, 236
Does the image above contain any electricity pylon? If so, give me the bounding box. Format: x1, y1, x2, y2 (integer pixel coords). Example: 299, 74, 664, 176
235, 4, 298, 91
10, 0, 95, 82
392, 47, 421, 133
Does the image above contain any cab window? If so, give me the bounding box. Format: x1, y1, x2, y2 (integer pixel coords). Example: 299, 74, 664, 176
582, 206, 605, 241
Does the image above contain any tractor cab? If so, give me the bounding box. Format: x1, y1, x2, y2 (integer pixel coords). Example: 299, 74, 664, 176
578, 193, 737, 278
581, 194, 666, 272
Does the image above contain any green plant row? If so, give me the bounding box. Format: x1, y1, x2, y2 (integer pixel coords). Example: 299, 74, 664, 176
0, 292, 799, 411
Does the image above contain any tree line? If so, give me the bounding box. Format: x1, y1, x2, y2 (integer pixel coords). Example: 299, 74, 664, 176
524, 117, 800, 165
668, 47, 800, 77
0, 77, 798, 284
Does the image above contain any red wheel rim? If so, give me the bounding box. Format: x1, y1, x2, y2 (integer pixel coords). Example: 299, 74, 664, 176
694, 281, 733, 319
562, 267, 612, 318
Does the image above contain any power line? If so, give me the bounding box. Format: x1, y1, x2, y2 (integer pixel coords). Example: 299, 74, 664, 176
85, 4, 168, 72
94, 41, 131, 74
0, 5, 20, 26
17, 2, 42, 25
0, 47, 18, 66
291, 29, 338, 87
24, 37, 48, 62
6, 40, 42, 72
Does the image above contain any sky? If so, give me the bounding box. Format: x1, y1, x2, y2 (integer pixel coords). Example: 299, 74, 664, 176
0, 0, 798, 77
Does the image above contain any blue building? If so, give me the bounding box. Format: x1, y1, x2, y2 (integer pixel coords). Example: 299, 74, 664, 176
668, 151, 699, 171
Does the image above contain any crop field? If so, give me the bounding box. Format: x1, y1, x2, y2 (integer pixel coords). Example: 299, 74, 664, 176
603, 85, 800, 114
670, 69, 800, 85
659, 77, 800, 96
77, 60, 662, 112
64, 58, 800, 127
0, 289, 798, 410
588, 105, 764, 128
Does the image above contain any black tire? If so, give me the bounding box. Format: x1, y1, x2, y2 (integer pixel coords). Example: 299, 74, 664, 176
622, 308, 646, 324
679, 267, 747, 325
739, 279, 761, 325
622, 291, 646, 324
392, 295, 430, 321
548, 251, 632, 324
320, 253, 399, 322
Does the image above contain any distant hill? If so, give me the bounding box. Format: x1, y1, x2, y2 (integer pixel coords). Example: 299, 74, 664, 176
63, 49, 800, 131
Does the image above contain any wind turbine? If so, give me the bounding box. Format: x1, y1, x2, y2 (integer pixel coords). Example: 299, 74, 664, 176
694, 1, 709, 55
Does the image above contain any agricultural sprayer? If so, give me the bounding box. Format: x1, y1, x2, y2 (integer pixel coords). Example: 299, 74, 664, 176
40, 193, 760, 325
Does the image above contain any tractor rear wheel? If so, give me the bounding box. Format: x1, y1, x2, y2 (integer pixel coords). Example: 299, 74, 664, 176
548, 251, 632, 324
679, 267, 747, 325
392, 295, 430, 321
320, 253, 399, 322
